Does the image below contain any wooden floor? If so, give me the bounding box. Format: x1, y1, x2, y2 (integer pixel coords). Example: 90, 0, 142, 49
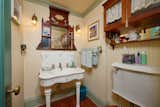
39, 95, 97, 107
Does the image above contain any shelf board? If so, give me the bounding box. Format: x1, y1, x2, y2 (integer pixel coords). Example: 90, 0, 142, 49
36, 48, 77, 51
115, 37, 160, 46
36, 42, 77, 51
112, 62, 160, 75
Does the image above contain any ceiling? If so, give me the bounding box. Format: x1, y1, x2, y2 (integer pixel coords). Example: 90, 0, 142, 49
27, 0, 104, 17
50, 0, 96, 14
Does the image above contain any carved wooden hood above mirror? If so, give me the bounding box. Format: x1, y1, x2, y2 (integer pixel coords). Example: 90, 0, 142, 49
37, 6, 76, 51
49, 6, 69, 28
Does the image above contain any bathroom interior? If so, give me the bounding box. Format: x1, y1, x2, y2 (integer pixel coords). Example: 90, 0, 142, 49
1, 0, 160, 107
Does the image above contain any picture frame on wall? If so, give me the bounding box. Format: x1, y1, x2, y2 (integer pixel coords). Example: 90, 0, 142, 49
11, 0, 22, 25
88, 20, 99, 41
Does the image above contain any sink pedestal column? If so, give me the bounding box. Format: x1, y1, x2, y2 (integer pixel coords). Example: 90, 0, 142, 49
76, 81, 81, 107
44, 89, 52, 107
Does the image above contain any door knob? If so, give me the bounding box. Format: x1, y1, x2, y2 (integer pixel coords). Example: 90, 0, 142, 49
7, 86, 20, 96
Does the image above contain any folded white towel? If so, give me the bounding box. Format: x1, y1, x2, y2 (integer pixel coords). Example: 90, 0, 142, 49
86, 50, 93, 68
92, 48, 99, 66
81, 49, 93, 68
81, 48, 100, 68
81, 49, 87, 67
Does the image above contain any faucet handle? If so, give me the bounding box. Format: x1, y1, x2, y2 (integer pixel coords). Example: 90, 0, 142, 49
66, 63, 69, 68
52, 64, 55, 69
59, 62, 61, 66
59, 63, 63, 70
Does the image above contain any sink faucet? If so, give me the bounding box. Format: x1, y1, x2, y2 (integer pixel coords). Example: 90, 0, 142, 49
59, 63, 62, 70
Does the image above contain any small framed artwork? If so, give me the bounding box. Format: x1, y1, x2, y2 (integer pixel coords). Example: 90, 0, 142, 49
88, 20, 99, 41
11, 0, 22, 25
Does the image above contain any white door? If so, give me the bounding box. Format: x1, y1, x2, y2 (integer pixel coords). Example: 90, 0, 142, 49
11, 22, 24, 107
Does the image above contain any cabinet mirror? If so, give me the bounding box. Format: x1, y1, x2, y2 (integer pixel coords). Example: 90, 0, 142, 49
37, 6, 76, 51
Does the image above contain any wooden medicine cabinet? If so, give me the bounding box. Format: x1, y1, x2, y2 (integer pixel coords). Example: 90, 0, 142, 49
103, 0, 127, 32
103, 0, 160, 49
37, 6, 76, 51
127, 0, 160, 29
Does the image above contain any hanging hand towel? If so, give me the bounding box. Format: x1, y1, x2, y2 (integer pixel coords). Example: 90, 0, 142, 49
92, 48, 99, 66
85, 50, 93, 68
81, 49, 87, 67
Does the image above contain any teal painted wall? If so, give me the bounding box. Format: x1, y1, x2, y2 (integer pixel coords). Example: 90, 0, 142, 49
0, 0, 6, 106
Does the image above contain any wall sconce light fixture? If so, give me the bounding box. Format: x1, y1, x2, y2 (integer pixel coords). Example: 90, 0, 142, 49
32, 13, 38, 25
75, 25, 81, 32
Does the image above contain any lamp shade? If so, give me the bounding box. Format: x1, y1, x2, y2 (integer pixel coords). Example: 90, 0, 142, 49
32, 14, 38, 24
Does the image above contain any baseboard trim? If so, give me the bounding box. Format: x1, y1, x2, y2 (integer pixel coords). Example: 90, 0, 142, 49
24, 91, 75, 107
86, 90, 106, 107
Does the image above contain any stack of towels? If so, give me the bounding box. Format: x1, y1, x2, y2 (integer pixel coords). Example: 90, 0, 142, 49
81, 48, 100, 68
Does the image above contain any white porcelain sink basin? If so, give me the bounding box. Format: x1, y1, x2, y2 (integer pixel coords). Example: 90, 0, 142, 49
39, 68, 85, 80
39, 67, 85, 107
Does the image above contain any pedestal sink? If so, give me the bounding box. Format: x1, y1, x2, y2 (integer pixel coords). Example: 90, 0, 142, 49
39, 67, 85, 107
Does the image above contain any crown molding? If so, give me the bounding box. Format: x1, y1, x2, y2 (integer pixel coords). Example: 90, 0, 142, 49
82, 0, 105, 17
25, 0, 83, 17
25, 0, 105, 17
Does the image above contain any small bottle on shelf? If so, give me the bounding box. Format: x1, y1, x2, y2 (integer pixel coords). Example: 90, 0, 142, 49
140, 51, 147, 65
135, 52, 141, 64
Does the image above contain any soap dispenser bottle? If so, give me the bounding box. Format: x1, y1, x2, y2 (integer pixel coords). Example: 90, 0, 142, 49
141, 51, 147, 65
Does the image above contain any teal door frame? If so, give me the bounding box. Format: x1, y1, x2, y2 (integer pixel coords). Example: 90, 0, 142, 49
0, 0, 11, 106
